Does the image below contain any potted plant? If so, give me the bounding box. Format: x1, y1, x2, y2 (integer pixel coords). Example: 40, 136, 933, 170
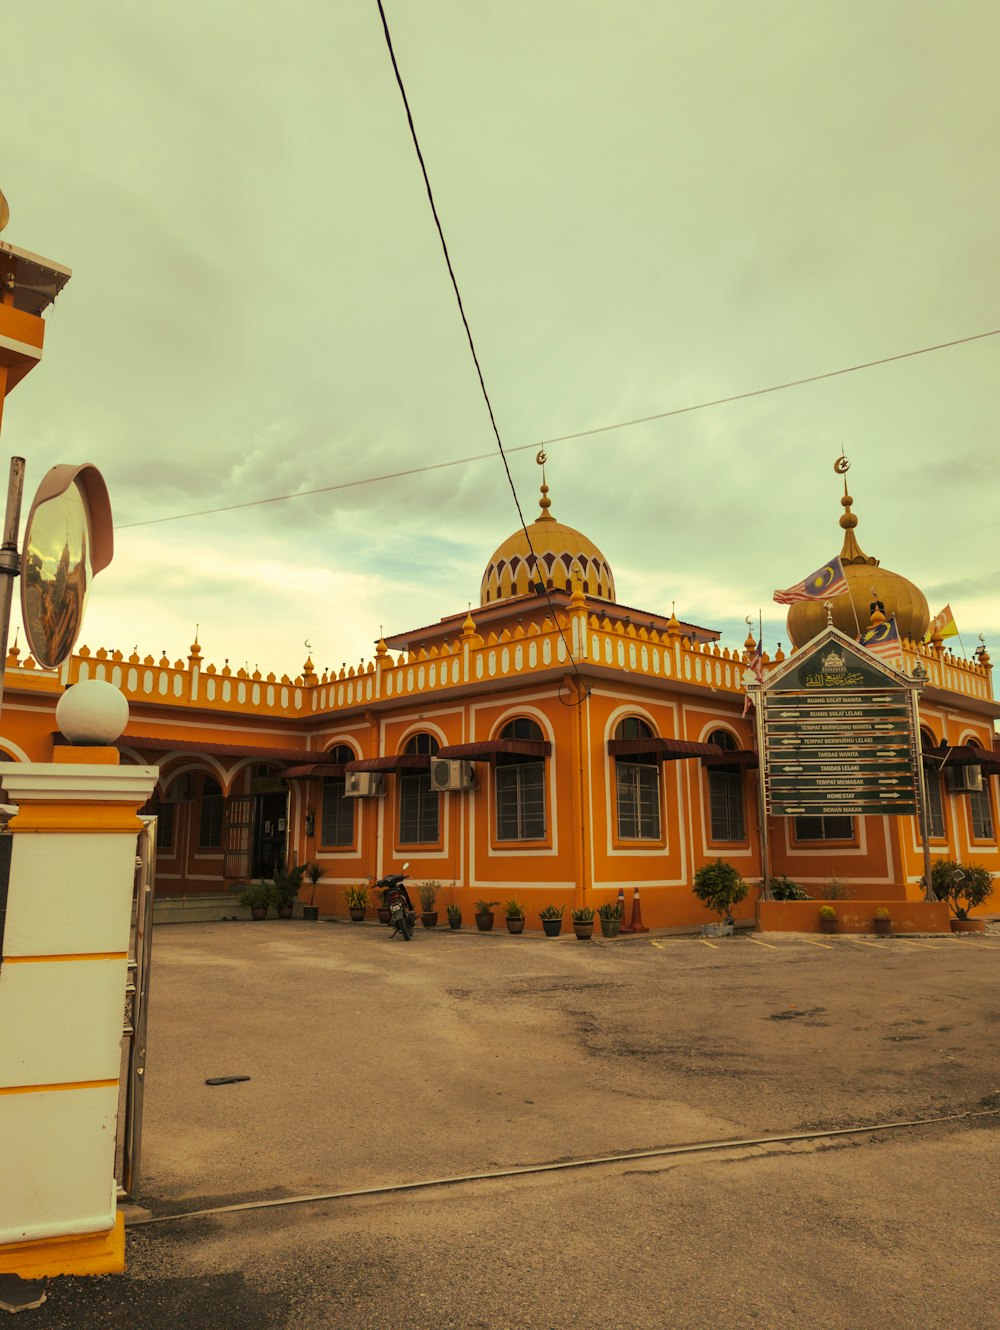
239, 883, 271, 921
505, 899, 526, 934
539, 904, 564, 938
418, 879, 441, 928
270, 865, 304, 919
302, 861, 324, 921
693, 858, 748, 936
873, 906, 892, 937
597, 899, 623, 938
818, 904, 838, 934
474, 899, 498, 932
571, 905, 595, 940
769, 874, 812, 901
925, 858, 993, 933
375, 888, 392, 926
446, 902, 462, 930
344, 883, 369, 921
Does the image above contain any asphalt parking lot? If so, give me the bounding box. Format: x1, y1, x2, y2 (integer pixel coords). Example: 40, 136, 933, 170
25, 921, 1000, 1329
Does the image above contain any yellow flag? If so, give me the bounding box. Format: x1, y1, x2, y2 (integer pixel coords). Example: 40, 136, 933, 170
924, 604, 958, 643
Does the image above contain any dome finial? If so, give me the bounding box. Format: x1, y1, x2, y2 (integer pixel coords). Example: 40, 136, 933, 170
536, 448, 554, 522
834, 453, 875, 566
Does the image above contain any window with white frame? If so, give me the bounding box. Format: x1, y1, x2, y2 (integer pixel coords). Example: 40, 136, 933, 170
399, 733, 440, 845
321, 745, 356, 847
706, 730, 745, 843
495, 718, 546, 841
967, 741, 995, 840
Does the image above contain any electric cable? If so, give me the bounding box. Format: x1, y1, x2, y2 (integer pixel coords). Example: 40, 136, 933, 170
373, 0, 589, 700
114, 326, 1000, 532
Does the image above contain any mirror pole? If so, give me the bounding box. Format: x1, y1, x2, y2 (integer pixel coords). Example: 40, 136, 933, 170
0, 456, 26, 718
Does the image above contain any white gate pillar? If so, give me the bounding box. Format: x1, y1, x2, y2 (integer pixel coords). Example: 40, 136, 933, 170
0, 683, 156, 1277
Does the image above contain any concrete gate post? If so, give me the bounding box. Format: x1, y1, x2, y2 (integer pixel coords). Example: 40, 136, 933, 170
0, 687, 156, 1277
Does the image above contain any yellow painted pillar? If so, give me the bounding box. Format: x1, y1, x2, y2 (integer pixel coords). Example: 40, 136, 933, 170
0, 715, 156, 1276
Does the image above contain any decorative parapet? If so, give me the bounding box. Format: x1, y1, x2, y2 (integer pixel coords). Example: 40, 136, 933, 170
2, 624, 991, 724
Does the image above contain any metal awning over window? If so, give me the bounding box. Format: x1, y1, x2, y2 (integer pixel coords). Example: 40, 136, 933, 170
345, 754, 432, 773
702, 749, 759, 770
113, 734, 312, 763
283, 763, 347, 779
437, 739, 551, 761
925, 744, 1000, 774
607, 737, 724, 761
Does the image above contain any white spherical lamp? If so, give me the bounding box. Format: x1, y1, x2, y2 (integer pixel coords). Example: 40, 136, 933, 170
56, 680, 130, 746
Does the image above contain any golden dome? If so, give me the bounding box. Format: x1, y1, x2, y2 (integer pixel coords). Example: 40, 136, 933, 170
786, 468, 930, 647
480, 476, 615, 606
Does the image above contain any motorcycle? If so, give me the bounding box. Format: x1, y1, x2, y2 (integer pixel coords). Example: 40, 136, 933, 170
377, 863, 416, 941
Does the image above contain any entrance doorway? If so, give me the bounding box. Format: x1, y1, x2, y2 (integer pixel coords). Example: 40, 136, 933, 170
251, 789, 288, 879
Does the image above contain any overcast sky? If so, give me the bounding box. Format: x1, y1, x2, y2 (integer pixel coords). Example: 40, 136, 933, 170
3, 2, 997, 678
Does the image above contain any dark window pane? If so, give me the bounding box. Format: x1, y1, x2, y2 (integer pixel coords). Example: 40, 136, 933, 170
321, 776, 354, 847
709, 770, 745, 842
198, 777, 223, 849
155, 800, 174, 850
926, 774, 945, 839
399, 773, 439, 844
496, 762, 546, 840
794, 815, 854, 841
970, 784, 994, 840
615, 717, 655, 742
615, 761, 660, 839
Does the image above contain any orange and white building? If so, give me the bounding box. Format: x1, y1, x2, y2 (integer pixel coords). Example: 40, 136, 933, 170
0, 465, 997, 930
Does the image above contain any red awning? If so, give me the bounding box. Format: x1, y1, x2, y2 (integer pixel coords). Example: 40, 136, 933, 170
345, 754, 431, 773
115, 735, 312, 762
607, 738, 724, 761
283, 763, 346, 779
437, 739, 551, 761
702, 749, 759, 770
926, 744, 1000, 773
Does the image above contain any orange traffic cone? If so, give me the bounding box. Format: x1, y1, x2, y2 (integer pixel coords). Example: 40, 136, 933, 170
621, 886, 649, 934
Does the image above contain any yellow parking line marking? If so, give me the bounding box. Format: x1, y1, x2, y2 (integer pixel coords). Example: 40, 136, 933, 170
700, 939, 719, 950
745, 936, 778, 950
848, 938, 888, 951
896, 937, 939, 949
799, 937, 833, 949
650, 940, 666, 949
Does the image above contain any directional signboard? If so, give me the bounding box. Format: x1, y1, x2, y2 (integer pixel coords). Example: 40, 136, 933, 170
760, 631, 919, 818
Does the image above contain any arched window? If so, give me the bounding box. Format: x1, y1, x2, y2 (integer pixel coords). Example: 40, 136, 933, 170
614, 718, 661, 840
321, 745, 356, 848
198, 775, 224, 849
496, 718, 546, 841
967, 739, 995, 841
399, 733, 440, 845
707, 730, 745, 843
920, 729, 946, 840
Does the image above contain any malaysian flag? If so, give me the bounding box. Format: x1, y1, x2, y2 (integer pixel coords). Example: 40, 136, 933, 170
742, 637, 764, 717
859, 615, 902, 664
773, 555, 849, 606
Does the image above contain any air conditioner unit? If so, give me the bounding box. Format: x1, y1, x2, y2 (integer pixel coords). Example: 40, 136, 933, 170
947, 764, 983, 794
429, 759, 475, 793
344, 771, 385, 798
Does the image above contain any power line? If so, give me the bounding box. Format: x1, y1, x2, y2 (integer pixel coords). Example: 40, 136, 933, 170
114, 326, 1000, 531
372, 0, 589, 701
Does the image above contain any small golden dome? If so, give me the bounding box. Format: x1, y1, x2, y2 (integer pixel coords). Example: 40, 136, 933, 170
786, 465, 930, 648
480, 478, 615, 606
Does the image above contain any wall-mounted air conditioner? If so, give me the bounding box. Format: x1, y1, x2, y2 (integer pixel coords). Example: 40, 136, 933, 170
429, 759, 475, 793
946, 764, 983, 794
344, 771, 385, 798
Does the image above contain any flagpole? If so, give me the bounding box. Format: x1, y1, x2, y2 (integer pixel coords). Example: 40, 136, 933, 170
910, 663, 936, 902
